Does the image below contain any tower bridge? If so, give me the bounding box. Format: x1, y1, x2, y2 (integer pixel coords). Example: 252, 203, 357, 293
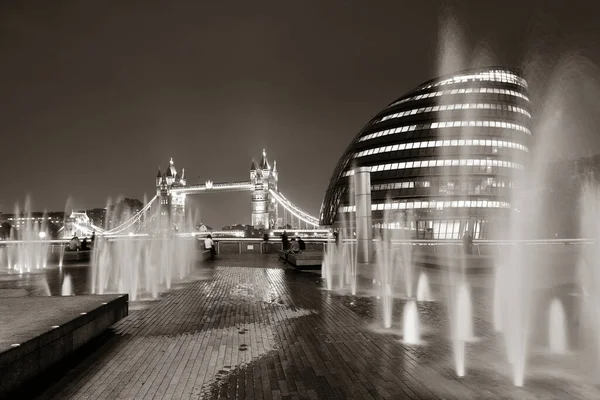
67, 150, 320, 237
152, 150, 319, 232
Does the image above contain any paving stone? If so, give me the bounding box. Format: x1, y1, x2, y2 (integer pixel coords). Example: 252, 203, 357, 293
23, 254, 600, 399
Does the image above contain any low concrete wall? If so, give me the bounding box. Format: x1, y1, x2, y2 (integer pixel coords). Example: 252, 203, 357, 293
0, 295, 128, 398
213, 240, 324, 254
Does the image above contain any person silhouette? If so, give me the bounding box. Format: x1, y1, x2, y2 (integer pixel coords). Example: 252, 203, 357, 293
204, 234, 216, 260
281, 230, 289, 250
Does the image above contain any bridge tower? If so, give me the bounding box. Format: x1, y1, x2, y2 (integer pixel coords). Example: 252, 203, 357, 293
250, 150, 278, 229
156, 158, 187, 231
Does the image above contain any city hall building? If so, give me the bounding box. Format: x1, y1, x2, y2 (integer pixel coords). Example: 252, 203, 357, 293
320, 67, 532, 239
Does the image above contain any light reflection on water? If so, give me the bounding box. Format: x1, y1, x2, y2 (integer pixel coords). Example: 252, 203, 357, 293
0, 263, 91, 297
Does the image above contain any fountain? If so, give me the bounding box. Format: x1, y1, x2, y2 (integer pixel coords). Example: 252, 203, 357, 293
493, 264, 504, 332
375, 239, 395, 329
416, 272, 432, 302
343, 241, 358, 295
430, 10, 596, 383
90, 200, 196, 301
322, 203, 360, 296
91, 233, 194, 301
548, 298, 567, 354
62, 274, 73, 296
435, 11, 480, 378
403, 299, 420, 344
452, 280, 473, 377
321, 244, 335, 291
498, 245, 532, 387
4, 197, 51, 273
579, 185, 600, 372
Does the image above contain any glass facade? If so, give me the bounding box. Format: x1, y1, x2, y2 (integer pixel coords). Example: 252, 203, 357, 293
320, 67, 531, 239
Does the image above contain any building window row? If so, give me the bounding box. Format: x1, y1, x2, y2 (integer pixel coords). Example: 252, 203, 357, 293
344, 159, 523, 177
378, 103, 531, 123
359, 120, 531, 142
339, 199, 511, 213
421, 70, 528, 90
370, 177, 514, 194
373, 220, 487, 240
354, 139, 528, 158
372, 181, 431, 190
438, 178, 515, 194
387, 87, 530, 108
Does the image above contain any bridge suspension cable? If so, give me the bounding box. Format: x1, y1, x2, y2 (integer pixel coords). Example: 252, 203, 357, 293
268, 189, 319, 227
89, 223, 106, 233
103, 195, 158, 235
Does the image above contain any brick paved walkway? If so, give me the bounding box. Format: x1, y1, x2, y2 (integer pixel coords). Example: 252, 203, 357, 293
30, 255, 600, 399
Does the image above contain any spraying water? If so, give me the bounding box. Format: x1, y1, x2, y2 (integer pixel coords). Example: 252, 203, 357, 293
416, 272, 432, 302
452, 280, 473, 377
62, 274, 73, 296
403, 299, 420, 344
344, 242, 358, 295
6, 197, 51, 272
548, 298, 567, 354
376, 240, 395, 329
90, 196, 195, 301
579, 184, 600, 372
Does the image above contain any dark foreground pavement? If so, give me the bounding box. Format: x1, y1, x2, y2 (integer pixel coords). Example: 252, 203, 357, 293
24, 254, 600, 399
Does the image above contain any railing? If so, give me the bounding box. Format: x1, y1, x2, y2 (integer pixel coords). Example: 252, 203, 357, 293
368, 238, 596, 257
1, 237, 595, 258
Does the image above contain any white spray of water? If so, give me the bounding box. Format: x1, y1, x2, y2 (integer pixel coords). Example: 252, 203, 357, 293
62, 274, 73, 296
416, 272, 432, 302
548, 298, 568, 354
403, 299, 420, 344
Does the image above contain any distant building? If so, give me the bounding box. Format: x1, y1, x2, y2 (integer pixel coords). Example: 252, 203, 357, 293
196, 223, 211, 232
85, 208, 106, 228
321, 67, 532, 239
63, 211, 92, 238
0, 211, 65, 239
222, 224, 253, 237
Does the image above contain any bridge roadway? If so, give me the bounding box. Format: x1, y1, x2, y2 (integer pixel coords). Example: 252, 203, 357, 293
170, 181, 320, 227
170, 181, 255, 193
18, 252, 599, 400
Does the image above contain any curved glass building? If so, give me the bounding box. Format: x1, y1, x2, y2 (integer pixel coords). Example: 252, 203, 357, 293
320, 67, 532, 239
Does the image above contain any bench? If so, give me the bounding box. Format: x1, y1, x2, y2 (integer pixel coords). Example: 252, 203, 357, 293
278, 250, 322, 269
49, 250, 92, 263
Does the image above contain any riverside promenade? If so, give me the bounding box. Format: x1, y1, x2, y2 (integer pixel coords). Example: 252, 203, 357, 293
21, 254, 600, 400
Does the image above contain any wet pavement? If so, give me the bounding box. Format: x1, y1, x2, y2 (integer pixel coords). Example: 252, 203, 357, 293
3, 254, 600, 399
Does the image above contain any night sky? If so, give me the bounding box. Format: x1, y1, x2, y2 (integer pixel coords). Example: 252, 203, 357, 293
2, 1, 600, 228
